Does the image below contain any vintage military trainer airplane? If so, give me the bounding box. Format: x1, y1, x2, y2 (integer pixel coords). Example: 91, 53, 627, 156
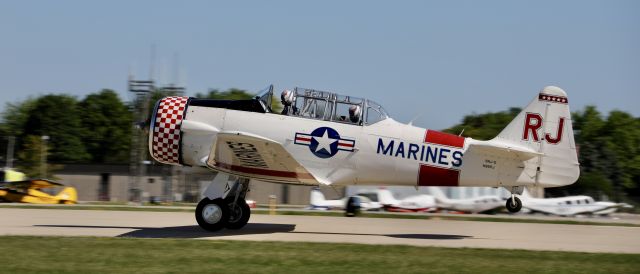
149, 85, 579, 231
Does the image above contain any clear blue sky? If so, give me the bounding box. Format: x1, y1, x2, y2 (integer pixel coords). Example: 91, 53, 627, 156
1, 0, 638, 129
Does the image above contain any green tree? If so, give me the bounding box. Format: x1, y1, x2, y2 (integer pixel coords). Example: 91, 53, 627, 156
16, 135, 62, 179
0, 98, 37, 137
79, 90, 133, 163
195, 88, 254, 100
553, 107, 640, 201
22, 94, 90, 162
443, 107, 521, 140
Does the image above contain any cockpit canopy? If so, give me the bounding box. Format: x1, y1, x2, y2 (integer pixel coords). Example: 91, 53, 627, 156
269, 86, 389, 125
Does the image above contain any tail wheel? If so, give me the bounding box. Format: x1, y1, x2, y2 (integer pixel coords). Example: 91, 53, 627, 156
195, 198, 229, 231
226, 199, 251, 229
506, 196, 522, 213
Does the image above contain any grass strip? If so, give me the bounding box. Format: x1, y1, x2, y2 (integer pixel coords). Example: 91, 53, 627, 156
0, 236, 638, 274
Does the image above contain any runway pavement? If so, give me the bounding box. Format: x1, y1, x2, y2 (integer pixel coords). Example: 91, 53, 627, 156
1, 208, 638, 253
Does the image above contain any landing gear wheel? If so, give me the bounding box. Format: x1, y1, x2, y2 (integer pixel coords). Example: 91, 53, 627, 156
225, 199, 251, 229
196, 198, 229, 231
506, 196, 522, 213
345, 196, 361, 217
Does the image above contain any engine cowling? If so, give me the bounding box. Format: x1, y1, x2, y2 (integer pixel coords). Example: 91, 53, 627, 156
149, 96, 191, 165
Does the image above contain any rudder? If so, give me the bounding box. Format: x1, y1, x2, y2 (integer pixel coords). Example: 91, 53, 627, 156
493, 86, 579, 188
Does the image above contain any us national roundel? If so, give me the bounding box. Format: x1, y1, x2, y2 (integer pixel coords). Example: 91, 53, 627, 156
294, 127, 356, 159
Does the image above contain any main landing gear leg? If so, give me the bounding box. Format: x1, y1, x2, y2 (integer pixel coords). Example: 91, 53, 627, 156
505, 186, 523, 213
225, 178, 251, 229
196, 174, 251, 231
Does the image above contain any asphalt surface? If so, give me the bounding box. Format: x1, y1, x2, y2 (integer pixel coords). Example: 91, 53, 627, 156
1, 208, 638, 254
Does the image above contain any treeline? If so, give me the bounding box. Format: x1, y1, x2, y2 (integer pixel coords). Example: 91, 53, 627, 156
0, 88, 254, 177
444, 107, 640, 203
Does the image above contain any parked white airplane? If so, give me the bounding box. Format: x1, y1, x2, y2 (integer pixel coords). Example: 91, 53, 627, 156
309, 188, 382, 211
149, 85, 579, 231
425, 187, 504, 213
356, 188, 437, 212
520, 188, 632, 216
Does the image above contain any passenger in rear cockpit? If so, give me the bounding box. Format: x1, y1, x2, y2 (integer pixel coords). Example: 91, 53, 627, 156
280, 89, 297, 115
349, 105, 361, 124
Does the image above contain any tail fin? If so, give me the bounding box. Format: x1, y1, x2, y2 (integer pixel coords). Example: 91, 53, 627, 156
309, 188, 326, 205
55, 187, 77, 204
376, 188, 399, 205
520, 187, 532, 199
493, 86, 580, 187
425, 187, 451, 203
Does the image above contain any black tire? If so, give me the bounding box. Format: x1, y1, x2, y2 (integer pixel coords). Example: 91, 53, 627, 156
195, 198, 229, 232
226, 199, 251, 229
506, 196, 522, 213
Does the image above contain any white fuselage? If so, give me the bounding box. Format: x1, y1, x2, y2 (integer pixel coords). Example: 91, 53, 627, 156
182, 107, 465, 187
520, 195, 622, 216
180, 106, 572, 189
436, 196, 505, 213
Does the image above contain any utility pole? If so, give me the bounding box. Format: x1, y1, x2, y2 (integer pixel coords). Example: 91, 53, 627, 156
128, 75, 154, 203
40, 135, 49, 178
5, 136, 15, 168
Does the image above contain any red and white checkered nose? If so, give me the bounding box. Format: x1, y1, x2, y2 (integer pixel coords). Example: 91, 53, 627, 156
149, 96, 190, 165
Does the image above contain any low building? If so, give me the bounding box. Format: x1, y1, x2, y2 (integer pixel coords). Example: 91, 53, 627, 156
53, 164, 323, 205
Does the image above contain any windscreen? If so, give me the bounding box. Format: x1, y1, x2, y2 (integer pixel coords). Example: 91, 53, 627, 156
256, 84, 274, 112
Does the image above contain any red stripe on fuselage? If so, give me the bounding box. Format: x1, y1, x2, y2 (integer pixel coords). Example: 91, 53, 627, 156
214, 162, 315, 180
384, 206, 433, 213
296, 137, 312, 142
418, 164, 459, 186
424, 130, 465, 148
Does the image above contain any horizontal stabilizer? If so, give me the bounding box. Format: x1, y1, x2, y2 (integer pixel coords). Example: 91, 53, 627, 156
468, 141, 542, 161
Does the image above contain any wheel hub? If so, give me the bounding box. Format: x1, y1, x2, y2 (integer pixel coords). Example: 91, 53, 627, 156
202, 204, 223, 224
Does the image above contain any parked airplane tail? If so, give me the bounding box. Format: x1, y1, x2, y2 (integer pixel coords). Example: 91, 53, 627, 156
55, 187, 77, 204
376, 188, 399, 205
425, 187, 451, 203
492, 86, 580, 188
309, 188, 326, 205
520, 187, 530, 198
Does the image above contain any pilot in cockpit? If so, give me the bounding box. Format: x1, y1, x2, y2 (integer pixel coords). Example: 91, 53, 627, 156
280, 89, 297, 115
349, 105, 361, 124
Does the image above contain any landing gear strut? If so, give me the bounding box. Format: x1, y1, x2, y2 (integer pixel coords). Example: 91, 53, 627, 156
345, 196, 361, 217
225, 197, 251, 229
196, 175, 251, 231
505, 195, 522, 213
505, 186, 523, 213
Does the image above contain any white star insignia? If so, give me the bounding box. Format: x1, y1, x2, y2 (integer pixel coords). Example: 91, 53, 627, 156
314, 129, 337, 154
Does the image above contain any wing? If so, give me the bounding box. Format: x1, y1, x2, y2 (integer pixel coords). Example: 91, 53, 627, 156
205, 131, 321, 185
0, 179, 64, 189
